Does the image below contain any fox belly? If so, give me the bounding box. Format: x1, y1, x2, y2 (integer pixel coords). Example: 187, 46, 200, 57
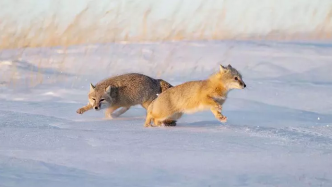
183, 104, 210, 114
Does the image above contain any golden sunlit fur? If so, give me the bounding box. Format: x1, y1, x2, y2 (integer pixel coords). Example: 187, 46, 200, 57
144, 64, 246, 127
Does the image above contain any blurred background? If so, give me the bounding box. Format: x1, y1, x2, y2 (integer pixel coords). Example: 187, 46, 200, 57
1, 0, 332, 90
1, 0, 331, 49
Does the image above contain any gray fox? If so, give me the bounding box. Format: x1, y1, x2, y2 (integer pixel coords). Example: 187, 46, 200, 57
76, 73, 176, 125
144, 64, 246, 127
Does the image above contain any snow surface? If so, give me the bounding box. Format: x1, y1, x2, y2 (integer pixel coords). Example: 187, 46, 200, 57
0, 40, 332, 187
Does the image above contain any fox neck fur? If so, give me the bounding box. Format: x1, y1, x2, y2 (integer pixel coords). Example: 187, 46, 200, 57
205, 72, 229, 98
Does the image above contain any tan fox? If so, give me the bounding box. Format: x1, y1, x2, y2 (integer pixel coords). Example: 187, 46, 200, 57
144, 64, 246, 127
76, 73, 176, 125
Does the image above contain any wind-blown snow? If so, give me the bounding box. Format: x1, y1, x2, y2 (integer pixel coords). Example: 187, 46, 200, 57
0, 40, 332, 187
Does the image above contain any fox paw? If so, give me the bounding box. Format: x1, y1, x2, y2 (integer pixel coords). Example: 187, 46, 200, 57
218, 115, 227, 123
76, 108, 85, 114
144, 123, 152, 127
105, 113, 114, 119
154, 123, 165, 127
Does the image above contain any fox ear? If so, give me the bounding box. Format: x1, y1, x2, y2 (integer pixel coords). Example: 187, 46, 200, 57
90, 83, 95, 92
219, 64, 227, 72
227, 64, 232, 69
105, 85, 112, 94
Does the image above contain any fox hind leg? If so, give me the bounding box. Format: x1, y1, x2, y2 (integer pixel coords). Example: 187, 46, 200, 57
112, 107, 130, 117
105, 106, 121, 119
144, 114, 153, 127
153, 118, 163, 127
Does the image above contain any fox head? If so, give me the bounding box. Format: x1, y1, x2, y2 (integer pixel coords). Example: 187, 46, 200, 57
88, 83, 114, 111
217, 64, 246, 90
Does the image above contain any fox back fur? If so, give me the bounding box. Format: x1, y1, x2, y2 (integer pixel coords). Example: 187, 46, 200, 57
76, 73, 175, 125
144, 64, 246, 127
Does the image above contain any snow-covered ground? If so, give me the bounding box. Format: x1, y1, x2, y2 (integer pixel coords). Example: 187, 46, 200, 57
0, 40, 332, 187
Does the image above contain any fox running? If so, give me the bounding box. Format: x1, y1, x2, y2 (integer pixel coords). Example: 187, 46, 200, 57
144, 64, 246, 127
76, 73, 177, 125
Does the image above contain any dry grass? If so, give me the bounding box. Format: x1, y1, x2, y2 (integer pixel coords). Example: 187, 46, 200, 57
1, 2, 331, 50
1, 1, 331, 90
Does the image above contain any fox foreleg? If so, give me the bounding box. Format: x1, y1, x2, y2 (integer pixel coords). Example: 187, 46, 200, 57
210, 101, 227, 123
76, 104, 93, 114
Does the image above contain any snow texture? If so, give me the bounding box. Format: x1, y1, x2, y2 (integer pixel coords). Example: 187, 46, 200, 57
0, 40, 332, 187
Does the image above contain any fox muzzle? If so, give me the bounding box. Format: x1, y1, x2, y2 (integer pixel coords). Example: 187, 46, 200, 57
94, 103, 102, 110
239, 81, 246, 88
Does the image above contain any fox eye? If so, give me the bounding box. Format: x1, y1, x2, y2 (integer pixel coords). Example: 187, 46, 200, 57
92, 98, 96, 101
100, 99, 105, 102
234, 77, 238, 81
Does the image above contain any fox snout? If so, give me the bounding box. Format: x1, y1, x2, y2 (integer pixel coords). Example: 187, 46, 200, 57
239, 80, 246, 88
92, 99, 110, 111
240, 82, 246, 88
93, 103, 102, 110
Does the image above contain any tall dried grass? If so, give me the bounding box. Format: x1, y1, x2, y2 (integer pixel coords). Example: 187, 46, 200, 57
1, 1, 332, 90
1, 2, 332, 50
